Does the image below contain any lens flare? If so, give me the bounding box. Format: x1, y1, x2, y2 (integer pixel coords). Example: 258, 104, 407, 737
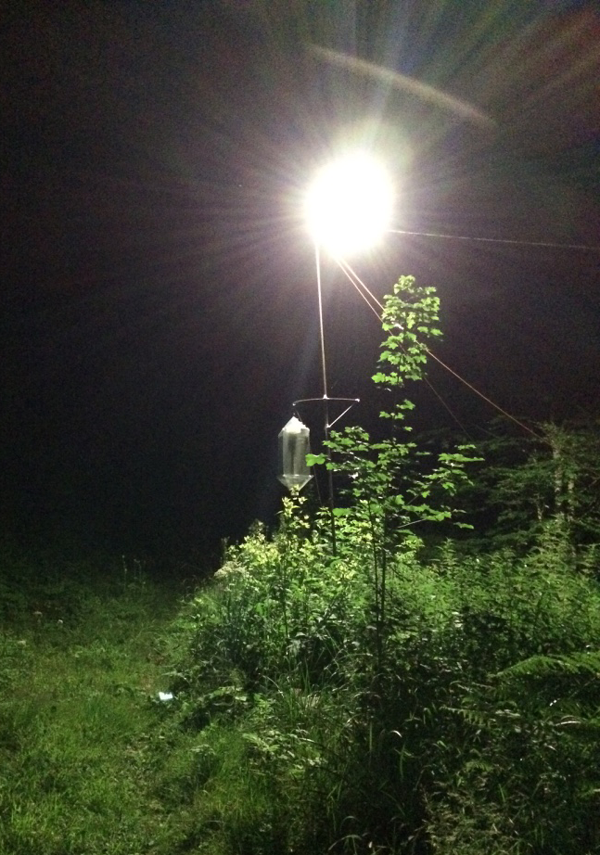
305, 153, 394, 257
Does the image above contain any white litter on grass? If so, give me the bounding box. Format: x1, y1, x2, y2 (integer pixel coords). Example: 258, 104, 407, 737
157, 692, 174, 702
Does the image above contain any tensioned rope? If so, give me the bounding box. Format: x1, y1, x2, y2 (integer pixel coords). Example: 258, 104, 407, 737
335, 256, 542, 439
388, 229, 600, 253
336, 258, 475, 437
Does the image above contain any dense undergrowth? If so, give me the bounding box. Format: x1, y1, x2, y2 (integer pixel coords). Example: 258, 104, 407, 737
161, 278, 600, 854
2, 277, 599, 854
166, 509, 600, 855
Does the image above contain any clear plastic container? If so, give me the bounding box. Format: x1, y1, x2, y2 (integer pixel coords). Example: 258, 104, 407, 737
278, 416, 313, 491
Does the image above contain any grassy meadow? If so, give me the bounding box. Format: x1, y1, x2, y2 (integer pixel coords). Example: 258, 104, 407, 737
2, 281, 600, 854
0, 549, 206, 855
2, 517, 599, 855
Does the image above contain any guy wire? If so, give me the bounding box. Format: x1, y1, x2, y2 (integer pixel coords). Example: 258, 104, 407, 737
336, 258, 541, 439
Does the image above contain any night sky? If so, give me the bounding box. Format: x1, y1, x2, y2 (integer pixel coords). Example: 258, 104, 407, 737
2, 0, 599, 560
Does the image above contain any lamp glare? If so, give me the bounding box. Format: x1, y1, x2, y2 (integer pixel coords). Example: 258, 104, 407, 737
305, 154, 393, 257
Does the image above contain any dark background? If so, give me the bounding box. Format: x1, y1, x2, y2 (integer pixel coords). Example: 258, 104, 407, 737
2, 0, 599, 562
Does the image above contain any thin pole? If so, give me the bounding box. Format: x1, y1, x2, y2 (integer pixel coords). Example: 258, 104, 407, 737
315, 242, 328, 399
315, 242, 337, 554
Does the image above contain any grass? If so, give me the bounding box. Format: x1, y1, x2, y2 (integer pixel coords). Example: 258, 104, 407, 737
0, 550, 336, 855
4, 532, 598, 855
0, 553, 201, 855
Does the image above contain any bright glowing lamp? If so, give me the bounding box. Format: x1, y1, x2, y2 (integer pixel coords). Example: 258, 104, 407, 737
305, 153, 393, 257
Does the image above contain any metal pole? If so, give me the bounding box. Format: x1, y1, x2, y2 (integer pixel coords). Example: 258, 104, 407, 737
315, 242, 337, 555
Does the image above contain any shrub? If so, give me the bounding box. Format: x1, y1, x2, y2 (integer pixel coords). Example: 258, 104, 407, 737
166, 277, 600, 854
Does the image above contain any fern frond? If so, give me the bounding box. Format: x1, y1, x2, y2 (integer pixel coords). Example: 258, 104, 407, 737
495, 651, 600, 681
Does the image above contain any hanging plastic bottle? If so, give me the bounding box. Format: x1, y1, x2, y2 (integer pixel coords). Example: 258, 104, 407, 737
277, 416, 313, 491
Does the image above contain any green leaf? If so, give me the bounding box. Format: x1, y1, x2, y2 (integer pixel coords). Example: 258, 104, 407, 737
332, 507, 351, 517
